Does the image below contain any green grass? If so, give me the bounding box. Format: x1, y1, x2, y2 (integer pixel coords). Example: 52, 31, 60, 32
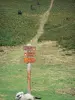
38, 0, 75, 50
0, 0, 75, 100
0, 64, 75, 100
0, 0, 50, 46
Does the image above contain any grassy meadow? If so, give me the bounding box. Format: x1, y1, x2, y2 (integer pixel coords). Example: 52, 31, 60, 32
38, 0, 75, 50
0, 0, 50, 46
0, 0, 75, 100
0, 63, 75, 100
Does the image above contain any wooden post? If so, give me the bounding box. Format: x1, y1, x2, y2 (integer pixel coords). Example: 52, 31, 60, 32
27, 62, 31, 93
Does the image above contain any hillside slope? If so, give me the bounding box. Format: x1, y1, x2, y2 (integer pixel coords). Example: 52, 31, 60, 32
0, 0, 50, 46
38, 0, 75, 50
0, 1, 75, 100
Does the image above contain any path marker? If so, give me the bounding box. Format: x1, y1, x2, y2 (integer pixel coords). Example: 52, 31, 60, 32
24, 44, 36, 93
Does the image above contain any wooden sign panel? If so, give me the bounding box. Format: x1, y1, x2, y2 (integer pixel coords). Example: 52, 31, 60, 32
24, 52, 35, 57
24, 58, 36, 63
24, 45, 36, 63
24, 46, 36, 51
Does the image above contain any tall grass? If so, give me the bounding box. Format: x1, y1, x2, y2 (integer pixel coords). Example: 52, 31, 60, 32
38, 0, 75, 50
0, 0, 50, 46
0, 64, 75, 100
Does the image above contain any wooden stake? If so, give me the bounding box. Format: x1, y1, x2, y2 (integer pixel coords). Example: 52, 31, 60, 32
27, 63, 31, 93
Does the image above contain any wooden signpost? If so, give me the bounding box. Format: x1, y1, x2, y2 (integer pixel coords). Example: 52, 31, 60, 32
24, 44, 36, 93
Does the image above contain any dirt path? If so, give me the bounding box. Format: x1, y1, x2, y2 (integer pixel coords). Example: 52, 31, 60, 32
30, 0, 54, 45
0, 0, 54, 65
28, 0, 75, 65
0, 0, 74, 65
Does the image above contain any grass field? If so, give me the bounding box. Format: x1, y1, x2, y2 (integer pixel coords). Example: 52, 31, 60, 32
0, 44, 75, 100
0, 0, 75, 100
0, 63, 75, 100
38, 0, 75, 50
0, 0, 50, 46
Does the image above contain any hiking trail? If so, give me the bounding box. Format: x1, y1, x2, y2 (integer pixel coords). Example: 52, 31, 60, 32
1, 0, 74, 65
30, 0, 54, 45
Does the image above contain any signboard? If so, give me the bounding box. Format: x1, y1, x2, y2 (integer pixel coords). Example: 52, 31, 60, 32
24, 45, 36, 63
23, 45, 36, 93
24, 46, 36, 51
24, 58, 36, 63
24, 52, 35, 57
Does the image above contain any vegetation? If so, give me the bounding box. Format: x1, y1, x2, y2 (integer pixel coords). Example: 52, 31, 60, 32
0, 0, 50, 46
0, 0, 75, 100
38, 0, 75, 50
0, 63, 75, 100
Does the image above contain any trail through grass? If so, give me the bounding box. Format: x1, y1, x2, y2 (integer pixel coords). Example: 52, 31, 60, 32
30, 0, 54, 45
0, 0, 75, 100
38, 0, 75, 50
0, 0, 50, 46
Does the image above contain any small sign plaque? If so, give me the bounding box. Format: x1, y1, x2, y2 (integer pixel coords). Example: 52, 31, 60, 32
24, 58, 36, 63
24, 46, 36, 51
24, 52, 35, 57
